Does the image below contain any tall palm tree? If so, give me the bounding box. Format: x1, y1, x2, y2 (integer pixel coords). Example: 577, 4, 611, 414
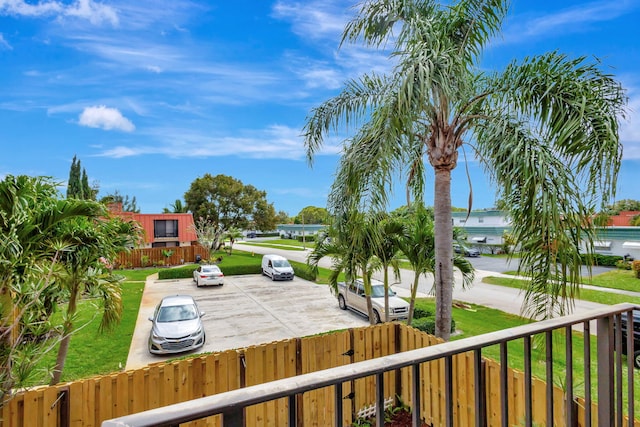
304, 0, 626, 339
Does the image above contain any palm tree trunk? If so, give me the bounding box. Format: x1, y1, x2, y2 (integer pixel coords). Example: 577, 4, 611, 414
361, 267, 376, 325
50, 283, 79, 385
433, 168, 454, 340
383, 266, 389, 322
407, 273, 420, 326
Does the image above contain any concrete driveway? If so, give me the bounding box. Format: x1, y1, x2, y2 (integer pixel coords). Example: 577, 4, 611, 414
126, 274, 368, 370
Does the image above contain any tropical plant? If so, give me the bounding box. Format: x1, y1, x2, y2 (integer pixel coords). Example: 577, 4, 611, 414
303, 0, 625, 338
308, 209, 382, 325
0, 175, 102, 399
49, 215, 141, 385
224, 227, 244, 255
395, 204, 474, 325
369, 213, 403, 322
163, 199, 187, 213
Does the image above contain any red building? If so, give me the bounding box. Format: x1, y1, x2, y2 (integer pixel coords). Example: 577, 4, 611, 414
607, 210, 640, 226
107, 203, 198, 248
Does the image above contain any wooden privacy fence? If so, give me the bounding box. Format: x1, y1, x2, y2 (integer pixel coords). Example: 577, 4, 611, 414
112, 245, 210, 269
2, 323, 638, 427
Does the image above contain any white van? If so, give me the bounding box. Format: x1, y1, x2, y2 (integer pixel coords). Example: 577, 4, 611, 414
261, 254, 294, 281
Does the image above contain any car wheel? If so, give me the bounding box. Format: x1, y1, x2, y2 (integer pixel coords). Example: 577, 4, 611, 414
373, 310, 381, 324
196, 278, 201, 287
634, 350, 640, 369
338, 295, 347, 310
271, 273, 276, 281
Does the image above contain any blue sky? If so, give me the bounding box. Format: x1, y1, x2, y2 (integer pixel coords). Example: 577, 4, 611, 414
1, 0, 639, 216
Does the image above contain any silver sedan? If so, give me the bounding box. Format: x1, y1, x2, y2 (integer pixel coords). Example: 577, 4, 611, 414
148, 295, 206, 355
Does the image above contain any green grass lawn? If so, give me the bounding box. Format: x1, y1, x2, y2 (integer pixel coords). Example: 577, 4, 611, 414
482, 275, 640, 306
413, 298, 640, 415
239, 238, 312, 250
32, 268, 156, 384
582, 268, 640, 292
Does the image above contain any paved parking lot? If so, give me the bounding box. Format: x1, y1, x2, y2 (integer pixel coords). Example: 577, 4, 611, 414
126, 274, 368, 370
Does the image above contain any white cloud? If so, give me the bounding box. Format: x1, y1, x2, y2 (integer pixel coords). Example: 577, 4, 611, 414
272, 0, 350, 42
0, 33, 12, 50
94, 124, 343, 160
501, 1, 638, 44
78, 105, 135, 132
620, 90, 640, 160
0, 0, 118, 26
64, 0, 118, 26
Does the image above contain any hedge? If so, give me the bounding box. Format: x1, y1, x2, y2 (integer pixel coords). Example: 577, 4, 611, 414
290, 260, 317, 281
157, 264, 262, 280
580, 253, 623, 267
157, 261, 313, 281
411, 316, 456, 335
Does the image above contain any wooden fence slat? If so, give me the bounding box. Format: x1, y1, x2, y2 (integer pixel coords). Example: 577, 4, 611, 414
69, 382, 84, 427
41, 387, 56, 427
113, 246, 210, 269
129, 369, 146, 415
22, 390, 40, 427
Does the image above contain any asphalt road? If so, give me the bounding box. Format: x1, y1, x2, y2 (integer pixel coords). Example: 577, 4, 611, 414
126, 273, 368, 370
233, 242, 612, 322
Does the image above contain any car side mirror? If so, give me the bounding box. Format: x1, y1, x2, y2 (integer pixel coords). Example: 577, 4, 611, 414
148, 317, 154, 321
200, 312, 205, 317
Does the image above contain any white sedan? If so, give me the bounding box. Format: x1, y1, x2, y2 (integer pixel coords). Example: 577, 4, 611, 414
193, 264, 224, 287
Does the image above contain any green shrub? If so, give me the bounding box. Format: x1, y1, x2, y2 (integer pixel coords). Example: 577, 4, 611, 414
158, 266, 194, 280
220, 264, 262, 276
616, 260, 632, 270
290, 260, 317, 281
412, 307, 433, 319
157, 263, 262, 280
633, 260, 640, 279
410, 316, 455, 335
296, 235, 316, 242
581, 253, 623, 267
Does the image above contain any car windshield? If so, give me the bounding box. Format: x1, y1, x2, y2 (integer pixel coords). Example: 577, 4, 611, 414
157, 304, 198, 322
272, 260, 290, 268
371, 285, 395, 298
202, 267, 218, 273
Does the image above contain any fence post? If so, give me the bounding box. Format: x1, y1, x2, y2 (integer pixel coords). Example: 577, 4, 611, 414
597, 316, 614, 426
394, 323, 402, 403
295, 338, 304, 426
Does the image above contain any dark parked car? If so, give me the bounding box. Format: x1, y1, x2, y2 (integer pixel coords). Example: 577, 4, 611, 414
620, 309, 640, 369
148, 295, 206, 355
453, 243, 480, 257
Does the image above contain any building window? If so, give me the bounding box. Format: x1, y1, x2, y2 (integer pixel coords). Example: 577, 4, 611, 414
459, 219, 466, 224
154, 220, 178, 238
478, 218, 484, 223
